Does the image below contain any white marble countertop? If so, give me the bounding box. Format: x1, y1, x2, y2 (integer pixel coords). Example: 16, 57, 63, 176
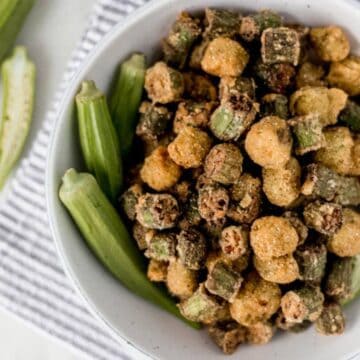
0, 0, 97, 358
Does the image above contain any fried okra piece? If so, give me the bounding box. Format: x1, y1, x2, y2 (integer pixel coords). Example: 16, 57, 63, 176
296, 62, 327, 89
351, 135, 360, 176
290, 86, 348, 127
166, 259, 198, 299
132, 222, 149, 250
173, 101, 214, 134
310, 26, 350, 62
294, 241, 327, 283
220, 226, 249, 261
336, 177, 360, 206
245, 116, 293, 169
283, 211, 308, 245
261, 27, 300, 65
204, 144, 243, 185
289, 114, 325, 155
140, 146, 182, 191
204, 8, 240, 39
230, 272, 281, 327
208, 322, 247, 354
205, 261, 243, 302
147, 259, 168, 282
240, 10, 282, 42
281, 286, 324, 323
177, 228, 207, 270
179, 284, 224, 323
250, 216, 298, 259
119, 184, 143, 221
201, 218, 227, 250
254, 61, 296, 94
206, 250, 250, 274
246, 322, 275, 345
219, 76, 256, 101
327, 209, 360, 257
162, 12, 201, 69
144, 231, 177, 262
339, 100, 360, 132
303, 201, 343, 236
315, 302, 345, 335
144, 62, 184, 103
254, 254, 300, 284
168, 126, 212, 168
136, 193, 179, 230
179, 193, 202, 230
189, 40, 210, 70
262, 157, 301, 207
327, 56, 360, 96
228, 174, 262, 224
201, 37, 249, 77
261, 93, 289, 119
198, 184, 230, 222
275, 311, 311, 333
210, 93, 259, 141
183, 72, 217, 101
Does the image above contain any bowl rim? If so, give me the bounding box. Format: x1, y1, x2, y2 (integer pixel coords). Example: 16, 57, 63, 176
46, 0, 360, 358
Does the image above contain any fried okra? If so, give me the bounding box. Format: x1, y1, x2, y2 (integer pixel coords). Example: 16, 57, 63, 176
296, 62, 326, 89
246, 322, 275, 345
315, 302, 345, 335
220, 226, 249, 261
147, 259, 168, 282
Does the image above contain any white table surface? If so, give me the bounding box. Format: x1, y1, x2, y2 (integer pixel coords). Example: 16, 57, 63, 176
0, 0, 97, 359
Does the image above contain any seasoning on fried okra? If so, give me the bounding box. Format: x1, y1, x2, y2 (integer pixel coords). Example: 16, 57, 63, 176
204, 143, 243, 185
173, 101, 214, 134
296, 62, 327, 89
240, 10, 282, 42
220, 226, 249, 261
327, 208, 360, 257
228, 174, 262, 224
144, 62, 184, 103
198, 184, 230, 222
281, 285, 324, 324
327, 56, 360, 96
168, 126, 212, 168
230, 272, 281, 327
132, 222, 149, 250
177, 228, 207, 270
310, 26, 350, 62
289, 114, 325, 155
294, 241, 327, 283
246, 322, 275, 345
166, 258, 198, 299
219, 76, 256, 101
315, 302, 345, 335
147, 259, 168, 282
204, 8, 240, 40
283, 211, 308, 245
183, 72, 218, 101
254, 254, 300, 284
119, 183, 143, 221
339, 100, 360, 131
245, 116, 293, 169
136, 193, 179, 230
140, 146, 182, 191
261, 27, 300, 65
261, 93, 289, 119
201, 37, 249, 77
210, 93, 259, 141
144, 231, 177, 262
162, 12, 201, 69
262, 157, 301, 207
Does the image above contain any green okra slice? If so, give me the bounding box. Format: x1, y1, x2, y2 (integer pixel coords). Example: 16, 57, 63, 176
204, 8, 240, 39
315, 302, 345, 335
261, 93, 289, 119
76, 80, 122, 201
119, 183, 143, 221
144, 231, 177, 262
59, 169, 200, 328
341, 255, 360, 305
132, 222, 149, 251
339, 100, 360, 131
109, 53, 146, 158
0, 0, 35, 62
0, 46, 35, 189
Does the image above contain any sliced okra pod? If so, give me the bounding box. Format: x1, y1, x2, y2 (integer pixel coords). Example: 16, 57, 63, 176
220, 225, 249, 261
119, 184, 143, 221
132, 222, 149, 251
147, 259, 168, 282
315, 302, 345, 335
283, 211, 308, 245
145, 231, 177, 262
219, 76, 256, 102
339, 100, 360, 131
204, 8, 240, 39
261, 93, 289, 119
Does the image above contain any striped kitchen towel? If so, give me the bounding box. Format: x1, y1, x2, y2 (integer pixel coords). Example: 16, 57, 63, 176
0, 0, 151, 359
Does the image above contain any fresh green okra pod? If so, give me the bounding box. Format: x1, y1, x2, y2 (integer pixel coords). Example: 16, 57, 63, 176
59, 169, 199, 328
315, 302, 345, 335
261, 93, 289, 119
145, 231, 177, 262
204, 8, 240, 39
110, 53, 146, 158
339, 100, 360, 131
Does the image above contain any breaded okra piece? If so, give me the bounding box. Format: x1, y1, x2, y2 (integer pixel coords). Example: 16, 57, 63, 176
183, 72, 218, 101
281, 286, 324, 323
219, 76, 256, 102
136, 193, 179, 230
177, 228, 207, 270
162, 12, 201, 69
210, 93, 259, 141
240, 10, 282, 42
204, 8, 240, 39
296, 62, 327, 89
283, 211, 308, 245
132, 222, 149, 250
315, 302, 345, 335
145, 62, 184, 103
246, 322, 275, 345
289, 114, 325, 155
230, 272, 281, 327
275, 311, 311, 333
245, 116, 293, 169
220, 226, 249, 261
144, 231, 177, 262
339, 100, 360, 131
119, 183, 143, 221
204, 143, 243, 185
178, 193, 202, 230
147, 259, 168, 282
208, 322, 247, 354
261, 93, 289, 119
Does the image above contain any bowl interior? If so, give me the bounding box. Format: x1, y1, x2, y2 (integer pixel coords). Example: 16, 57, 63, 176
47, 0, 360, 359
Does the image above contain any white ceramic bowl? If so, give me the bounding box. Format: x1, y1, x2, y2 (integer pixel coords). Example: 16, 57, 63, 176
47, 0, 360, 359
